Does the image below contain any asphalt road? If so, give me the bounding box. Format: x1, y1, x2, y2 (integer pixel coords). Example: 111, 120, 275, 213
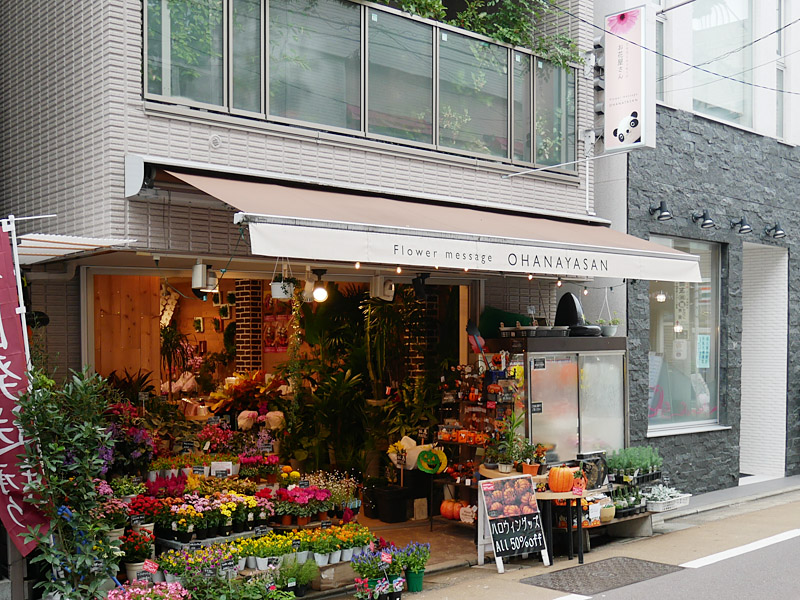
594, 532, 800, 600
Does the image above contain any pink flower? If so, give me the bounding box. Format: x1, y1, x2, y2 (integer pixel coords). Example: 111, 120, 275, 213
607, 9, 639, 35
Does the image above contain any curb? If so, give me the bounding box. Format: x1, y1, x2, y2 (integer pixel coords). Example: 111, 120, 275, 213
654, 484, 800, 522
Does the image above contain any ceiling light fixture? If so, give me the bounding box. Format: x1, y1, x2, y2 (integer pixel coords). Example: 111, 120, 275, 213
311, 268, 328, 302
655, 290, 667, 303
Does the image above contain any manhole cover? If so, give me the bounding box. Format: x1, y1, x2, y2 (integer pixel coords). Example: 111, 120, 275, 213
519, 557, 683, 595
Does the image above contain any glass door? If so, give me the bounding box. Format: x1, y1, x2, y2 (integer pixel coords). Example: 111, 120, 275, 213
528, 354, 579, 464
578, 352, 625, 453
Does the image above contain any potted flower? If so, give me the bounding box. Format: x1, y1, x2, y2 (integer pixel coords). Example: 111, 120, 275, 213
495, 412, 525, 473
400, 542, 430, 592
128, 495, 163, 534
107, 580, 191, 600
271, 274, 300, 300
93, 497, 130, 542
110, 476, 146, 501
119, 529, 155, 582
311, 535, 337, 567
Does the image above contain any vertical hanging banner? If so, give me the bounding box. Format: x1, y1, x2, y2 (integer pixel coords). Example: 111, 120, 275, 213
0, 219, 48, 556
604, 4, 655, 152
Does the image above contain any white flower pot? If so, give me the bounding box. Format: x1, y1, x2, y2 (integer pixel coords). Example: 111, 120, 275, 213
246, 556, 257, 569
271, 281, 294, 299
329, 549, 342, 563
231, 463, 240, 476
151, 570, 165, 583
125, 562, 146, 582
600, 325, 618, 337
340, 547, 353, 562
164, 572, 179, 583
313, 552, 330, 567
181, 467, 192, 478
148, 471, 159, 482
132, 522, 154, 534
167, 469, 179, 479
498, 463, 513, 473
295, 550, 309, 564
238, 557, 247, 570
256, 557, 270, 571
107, 527, 125, 543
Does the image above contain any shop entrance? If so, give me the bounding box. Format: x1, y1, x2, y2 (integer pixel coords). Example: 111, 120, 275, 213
739, 242, 788, 483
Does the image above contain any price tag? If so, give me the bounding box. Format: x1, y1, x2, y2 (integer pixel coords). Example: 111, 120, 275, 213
487, 401, 497, 409
182, 440, 194, 453
203, 441, 211, 451
215, 470, 228, 478
255, 526, 270, 537
192, 465, 205, 475
465, 478, 472, 487
320, 520, 332, 529
291, 539, 301, 549
90, 560, 104, 574
138, 392, 149, 404
135, 571, 152, 582
287, 578, 296, 588
380, 551, 393, 564
131, 476, 142, 484
264, 443, 274, 453
202, 566, 216, 577
142, 559, 159, 574
456, 477, 461, 484
572, 485, 584, 497
131, 514, 145, 526
530, 402, 543, 414
298, 480, 310, 488
220, 559, 236, 573
188, 542, 202, 550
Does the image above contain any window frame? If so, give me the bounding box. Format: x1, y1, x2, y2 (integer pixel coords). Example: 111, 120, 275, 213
142, 0, 578, 173
646, 236, 722, 435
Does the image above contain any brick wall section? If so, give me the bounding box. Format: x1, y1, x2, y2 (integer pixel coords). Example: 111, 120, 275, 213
0, 0, 596, 247
406, 294, 439, 378
627, 105, 800, 492
234, 280, 263, 372
30, 277, 83, 380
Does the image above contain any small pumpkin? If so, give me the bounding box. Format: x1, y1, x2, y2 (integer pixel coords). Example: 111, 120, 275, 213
440, 499, 459, 519
548, 465, 574, 492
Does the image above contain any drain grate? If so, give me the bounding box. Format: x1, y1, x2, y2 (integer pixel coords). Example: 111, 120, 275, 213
519, 556, 683, 595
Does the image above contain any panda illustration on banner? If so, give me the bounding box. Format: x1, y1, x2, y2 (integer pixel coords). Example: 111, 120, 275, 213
613, 111, 641, 144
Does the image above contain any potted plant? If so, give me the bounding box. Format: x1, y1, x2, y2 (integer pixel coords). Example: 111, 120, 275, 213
110, 476, 146, 501
400, 542, 430, 593
94, 498, 130, 542
495, 412, 525, 473
597, 313, 621, 337
119, 529, 155, 582
271, 274, 300, 300
276, 557, 319, 597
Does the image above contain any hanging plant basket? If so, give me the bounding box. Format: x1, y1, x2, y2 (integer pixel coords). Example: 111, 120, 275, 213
271, 281, 295, 300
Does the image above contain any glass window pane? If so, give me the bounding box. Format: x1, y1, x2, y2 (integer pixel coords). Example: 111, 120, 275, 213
439, 32, 508, 157
146, 0, 163, 95
776, 68, 784, 138
269, 0, 361, 130
151, 0, 225, 106
648, 237, 720, 429
534, 59, 575, 168
513, 53, 532, 162
579, 354, 625, 453
368, 10, 433, 144
232, 0, 262, 113
656, 20, 664, 102
692, 0, 752, 127
529, 355, 578, 463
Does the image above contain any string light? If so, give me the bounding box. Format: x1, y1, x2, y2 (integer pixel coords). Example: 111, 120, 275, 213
656, 290, 667, 303
528, 274, 533, 280
556, 277, 563, 287
354, 261, 360, 269
673, 321, 683, 333
583, 287, 589, 296
396, 266, 402, 274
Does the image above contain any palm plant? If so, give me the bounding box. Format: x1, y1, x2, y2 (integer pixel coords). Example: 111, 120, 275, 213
160, 324, 189, 401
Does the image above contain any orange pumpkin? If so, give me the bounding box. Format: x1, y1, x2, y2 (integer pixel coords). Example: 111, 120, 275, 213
570, 467, 587, 491
440, 499, 460, 519
548, 466, 574, 492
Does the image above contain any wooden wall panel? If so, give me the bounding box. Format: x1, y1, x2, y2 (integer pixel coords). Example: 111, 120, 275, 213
94, 275, 160, 384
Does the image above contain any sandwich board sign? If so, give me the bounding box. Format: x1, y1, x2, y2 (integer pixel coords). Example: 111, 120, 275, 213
477, 474, 549, 573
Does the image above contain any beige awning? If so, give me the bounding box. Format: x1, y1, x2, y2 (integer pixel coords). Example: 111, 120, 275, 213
17, 234, 136, 265
167, 171, 701, 282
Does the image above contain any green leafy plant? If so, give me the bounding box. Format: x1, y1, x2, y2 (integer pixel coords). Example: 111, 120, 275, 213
276, 557, 320, 588
160, 324, 190, 401
17, 369, 120, 600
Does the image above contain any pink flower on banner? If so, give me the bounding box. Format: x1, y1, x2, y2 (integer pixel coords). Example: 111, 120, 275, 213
607, 9, 639, 35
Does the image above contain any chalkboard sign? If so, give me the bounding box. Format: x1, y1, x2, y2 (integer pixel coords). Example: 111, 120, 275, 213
131, 514, 145, 526
192, 465, 205, 475
188, 542, 202, 550
182, 440, 195, 453
530, 402, 543, 414
135, 571, 152, 582
215, 470, 228, 478
478, 475, 546, 564
220, 559, 236, 574
291, 539, 301, 549
202, 566, 216, 577
298, 480, 310, 488
320, 520, 332, 529
533, 358, 546, 370
256, 526, 270, 537
264, 443, 274, 453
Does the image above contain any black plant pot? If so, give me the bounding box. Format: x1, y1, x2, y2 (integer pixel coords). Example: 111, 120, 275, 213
294, 583, 308, 597
176, 531, 192, 543
206, 525, 219, 538
195, 528, 208, 540
219, 525, 233, 537
233, 521, 245, 533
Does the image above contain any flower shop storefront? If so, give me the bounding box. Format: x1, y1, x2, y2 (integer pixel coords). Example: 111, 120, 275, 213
18, 169, 705, 599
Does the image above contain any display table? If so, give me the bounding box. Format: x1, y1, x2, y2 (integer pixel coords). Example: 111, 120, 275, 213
156, 528, 263, 551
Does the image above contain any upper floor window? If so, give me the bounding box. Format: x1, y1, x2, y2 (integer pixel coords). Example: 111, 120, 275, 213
144, 0, 577, 169
692, 0, 753, 127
